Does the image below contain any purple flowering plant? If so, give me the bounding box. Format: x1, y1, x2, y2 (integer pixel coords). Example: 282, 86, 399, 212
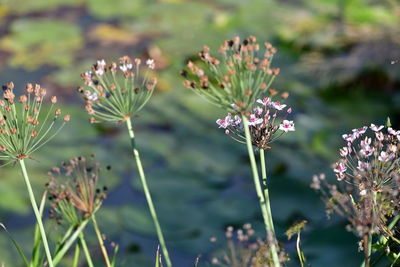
312, 122, 400, 266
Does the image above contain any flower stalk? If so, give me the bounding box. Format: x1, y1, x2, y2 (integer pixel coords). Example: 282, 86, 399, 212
79, 233, 94, 267
19, 159, 54, 267
126, 118, 172, 267
242, 116, 280, 267
92, 214, 111, 267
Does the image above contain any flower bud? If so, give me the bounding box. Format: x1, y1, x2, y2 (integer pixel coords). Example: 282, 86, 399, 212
63, 114, 71, 122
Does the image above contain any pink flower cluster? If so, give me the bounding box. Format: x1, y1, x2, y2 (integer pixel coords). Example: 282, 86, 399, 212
216, 97, 294, 149
333, 124, 400, 192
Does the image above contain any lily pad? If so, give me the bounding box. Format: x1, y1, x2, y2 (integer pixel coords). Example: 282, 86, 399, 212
0, 19, 82, 70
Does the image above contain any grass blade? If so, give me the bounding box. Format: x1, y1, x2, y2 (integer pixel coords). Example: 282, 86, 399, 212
0, 223, 29, 267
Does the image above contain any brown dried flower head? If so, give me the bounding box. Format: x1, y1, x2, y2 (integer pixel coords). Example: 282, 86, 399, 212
47, 156, 108, 225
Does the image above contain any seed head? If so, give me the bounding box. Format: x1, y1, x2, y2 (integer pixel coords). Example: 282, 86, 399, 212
182, 36, 280, 114
47, 156, 108, 225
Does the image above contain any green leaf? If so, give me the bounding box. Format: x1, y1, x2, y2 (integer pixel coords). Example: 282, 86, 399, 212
0, 223, 29, 267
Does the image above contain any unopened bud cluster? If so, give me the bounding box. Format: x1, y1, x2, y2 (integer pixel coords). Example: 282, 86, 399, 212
0, 82, 70, 162
181, 36, 280, 114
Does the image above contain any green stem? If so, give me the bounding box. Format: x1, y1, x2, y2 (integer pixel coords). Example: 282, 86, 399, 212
72, 244, 80, 267
126, 118, 172, 267
53, 219, 90, 265
79, 233, 94, 267
296, 232, 305, 267
242, 116, 280, 267
19, 159, 54, 267
92, 214, 111, 267
260, 149, 276, 235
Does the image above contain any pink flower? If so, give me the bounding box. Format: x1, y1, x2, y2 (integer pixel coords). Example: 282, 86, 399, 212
146, 59, 155, 69
375, 132, 384, 141
378, 151, 394, 162
334, 162, 347, 174
270, 101, 287, 110
279, 120, 295, 132
370, 124, 384, 132
360, 146, 374, 157
253, 106, 263, 116
352, 126, 368, 138
216, 113, 233, 128
233, 115, 241, 126
87, 92, 98, 101
340, 147, 350, 157
97, 59, 106, 68
360, 137, 371, 147
248, 114, 263, 126
357, 161, 370, 171
389, 144, 397, 153
388, 127, 400, 136
256, 97, 271, 106
342, 134, 356, 143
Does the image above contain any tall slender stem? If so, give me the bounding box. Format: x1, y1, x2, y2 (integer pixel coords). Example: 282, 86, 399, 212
125, 118, 172, 267
92, 214, 111, 267
242, 116, 280, 267
260, 149, 276, 235
296, 232, 305, 267
72, 244, 80, 267
79, 233, 94, 267
19, 159, 54, 267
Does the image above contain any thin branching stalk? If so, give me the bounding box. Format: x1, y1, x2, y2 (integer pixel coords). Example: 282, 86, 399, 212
242, 116, 280, 267
79, 233, 94, 267
92, 214, 111, 267
19, 159, 54, 267
126, 118, 172, 267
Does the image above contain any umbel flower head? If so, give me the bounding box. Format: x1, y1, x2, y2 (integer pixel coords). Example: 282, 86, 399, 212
216, 93, 294, 149
333, 124, 400, 193
311, 124, 400, 240
0, 82, 70, 164
181, 36, 280, 114
79, 56, 157, 123
47, 156, 108, 225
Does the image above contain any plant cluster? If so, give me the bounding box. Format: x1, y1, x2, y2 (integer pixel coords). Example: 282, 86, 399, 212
0, 35, 398, 267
